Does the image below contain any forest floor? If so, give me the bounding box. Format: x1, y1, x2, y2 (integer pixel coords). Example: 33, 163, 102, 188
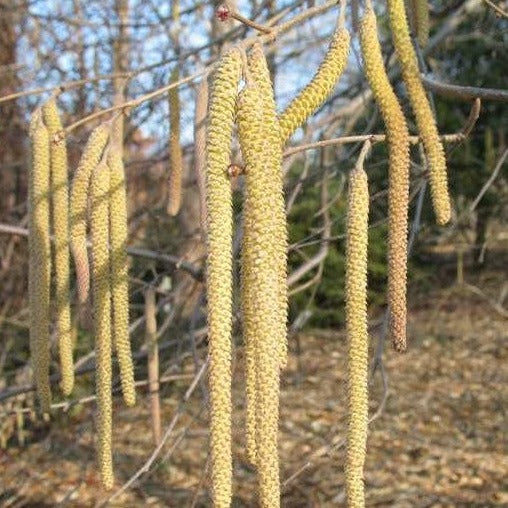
1, 260, 507, 507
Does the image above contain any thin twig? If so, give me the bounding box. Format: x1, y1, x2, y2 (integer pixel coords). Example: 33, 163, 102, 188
99, 358, 208, 506
483, 0, 508, 18
0, 224, 203, 280
422, 75, 508, 102
469, 147, 508, 213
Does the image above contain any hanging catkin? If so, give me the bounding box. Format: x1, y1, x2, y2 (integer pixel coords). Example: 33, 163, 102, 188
278, 14, 350, 144
242, 43, 287, 469
70, 124, 110, 304
167, 68, 183, 216
387, 0, 451, 225
249, 43, 288, 367
42, 98, 74, 395
28, 109, 52, 413
108, 147, 136, 407
345, 154, 370, 508
359, 7, 410, 352
90, 156, 114, 490
414, 0, 430, 47
194, 77, 209, 233
205, 48, 242, 508
237, 83, 281, 508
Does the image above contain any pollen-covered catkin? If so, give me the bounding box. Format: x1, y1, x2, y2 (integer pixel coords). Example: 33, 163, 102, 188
90, 157, 114, 490
70, 124, 110, 304
42, 98, 74, 395
241, 43, 287, 467
345, 164, 370, 508
278, 22, 350, 144
205, 48, 242, 508
359, 7, 410, 352
237, 84, 281, 508
28, 110, 52, 413
194, 77, 209, 233
414, 0, 429, 47
108, 147, 136, 407
167, 68, 183, 216
249, 43, 288, 368
387, 0, 451, 225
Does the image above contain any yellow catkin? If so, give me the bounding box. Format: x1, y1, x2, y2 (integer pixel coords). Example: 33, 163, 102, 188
205, 48, 242, 508
90, 157, 114, 490
28, 110, 52, 413
108, 147, 136, 407
387, 0, 451, 225
345, 164, 370, 508
194, 77, 209, 233
167, 68, 183, 216
414, 0, 430, 47
70, 124, 110, 304
242, 43, 287, 468
42, 98, 74, 395
360, 8, 410, 352
249, 43, 288, 367
278, 22, 350, 144
237, 84, 281, 508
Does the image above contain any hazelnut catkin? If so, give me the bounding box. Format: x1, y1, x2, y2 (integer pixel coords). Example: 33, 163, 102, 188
90, 156, 114, 490
205, 48, 242, 508
167, 68, 183, 216
237, 83, 281, 508
28, 110, 52, 413
194, 77, 209, 234
242, 43, 287, 468
414, 0, 430, 48
70, 124, 110, 305
387, 0, 451, 225
345, 160, 370, 508
249, 43, 288, 368
359, 7, 410, 352
108, 147, 136, 407
42, 98, 74, 395
278, 19, 350, 144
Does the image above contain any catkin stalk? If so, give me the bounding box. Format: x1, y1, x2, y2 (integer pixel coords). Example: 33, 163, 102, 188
90, 157, 114, 490
387, 0, 451, 225
278, 18, 350, 144
237, 84, 280, 508
70, 124, 110, 304
167, 68, 183, 216
108, 147, 136, 407
205, 48, 242, 508
28, 110, 52, 413
345, 159, 370, 508
42, 98, 74, 395
359, 7, 410, 352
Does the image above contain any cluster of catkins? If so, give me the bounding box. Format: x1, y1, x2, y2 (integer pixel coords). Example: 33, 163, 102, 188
204, 0, 450, 506
28, 0, 449, 503
29, 101, 136, 489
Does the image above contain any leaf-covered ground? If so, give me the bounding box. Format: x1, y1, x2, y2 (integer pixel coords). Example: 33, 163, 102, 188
1, 283, 507, 507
